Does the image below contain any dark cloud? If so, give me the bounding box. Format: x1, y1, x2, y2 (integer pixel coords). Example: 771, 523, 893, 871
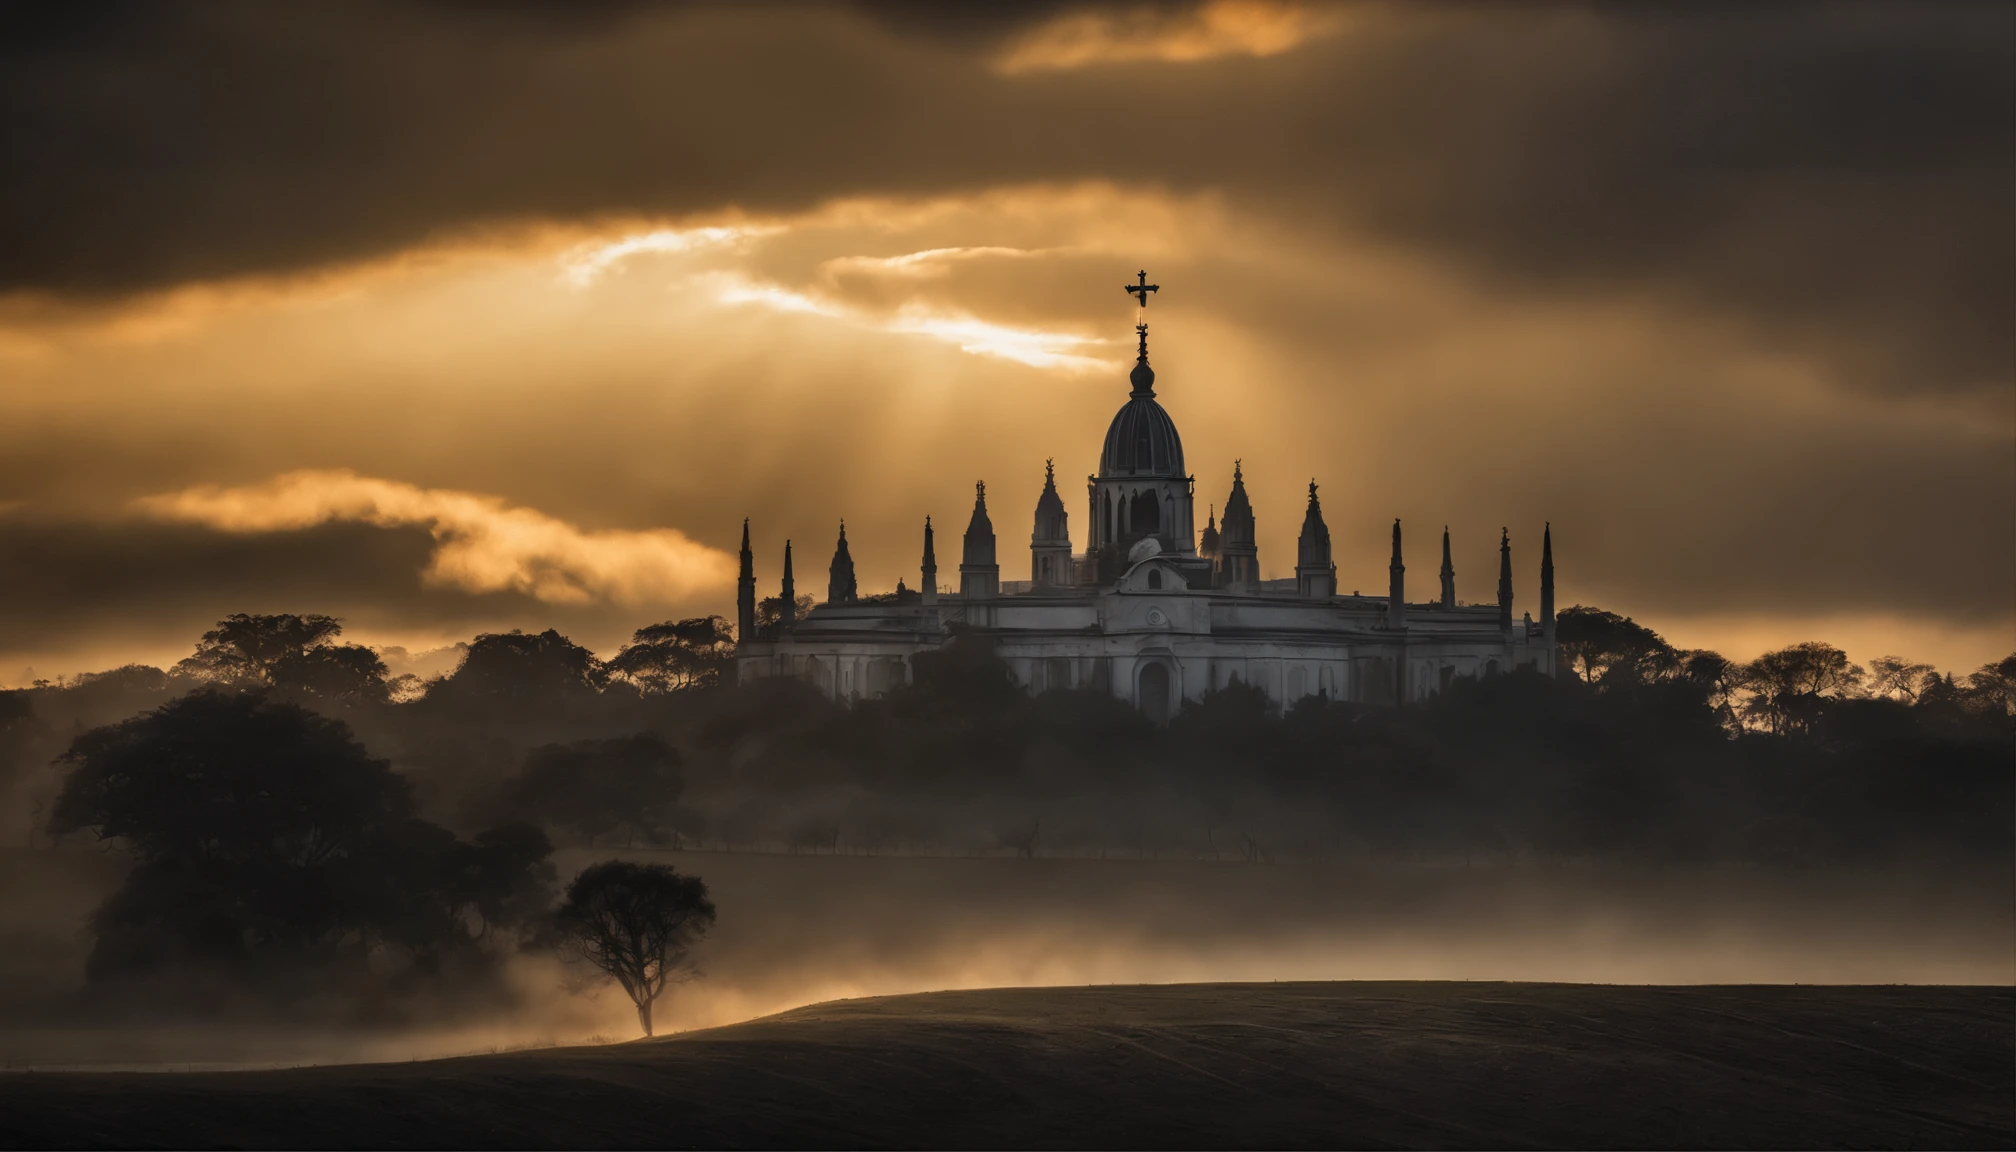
0, 1, 2007, 392
0, 515, 654, 667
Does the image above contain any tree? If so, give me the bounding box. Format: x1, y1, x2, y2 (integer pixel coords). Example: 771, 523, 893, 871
1964, 654, 2016, 715
1740, 641, 1865, 733
334, 819, 556, 969
52, 690, 411, 869
429, 629, 607, 703
1554, 606, 1676, 685
173, 613, 390, 705
1672, 649, 1740, 724
1868, 655, 1935, 702
607, 617, 735, 693
175, 613, 344, 685
272, 644, 392, 706
755, 594, 814, 636
50, 691, 552, 996
486, 734, 685, 846
554, 861, 715, 1036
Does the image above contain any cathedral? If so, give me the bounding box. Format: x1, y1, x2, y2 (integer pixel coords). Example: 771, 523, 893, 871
735, 278, 1556, 720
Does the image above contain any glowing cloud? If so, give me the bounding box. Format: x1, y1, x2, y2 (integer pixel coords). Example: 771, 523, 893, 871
709, 271, 1110, 371
996, 0, 1345, 74
820, 246, 1062, 279
134, 471, 736, 606
558, 224, 778, 288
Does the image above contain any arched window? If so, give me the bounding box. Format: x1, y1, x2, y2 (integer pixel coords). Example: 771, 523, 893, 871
1104, 491, 1115, 542
1131, 489, 1160, 534
1147, 569, 1163, 590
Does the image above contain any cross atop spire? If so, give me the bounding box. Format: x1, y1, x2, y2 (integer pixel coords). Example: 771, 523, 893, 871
1125, 269, 1159, 308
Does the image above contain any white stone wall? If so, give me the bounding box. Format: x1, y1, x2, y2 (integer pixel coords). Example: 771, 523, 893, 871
740, 586, 1554, 714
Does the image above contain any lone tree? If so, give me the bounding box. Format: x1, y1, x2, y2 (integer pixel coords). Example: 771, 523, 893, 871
554, 861, 715, 1037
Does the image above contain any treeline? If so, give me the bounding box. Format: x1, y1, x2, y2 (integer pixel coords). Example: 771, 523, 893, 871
3, 608, 2008, 869
2, 608, 2009, 1014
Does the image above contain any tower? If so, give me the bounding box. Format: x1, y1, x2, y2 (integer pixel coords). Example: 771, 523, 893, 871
1540, 522, 1555, 640
1199, 505, 1220, 562
1387, 519, 1405, 628
1089, 306, 1194, 581
1294, 481, 1335, 598
736, 517, 756, 644
780, 540, 796, 627
959, 482, 999, 598
920, 515, 938, 607
1216, 462, 1258, 587
1497, 528, 1513, 632
1439, 525, 1456, 610
1030, 459, 1072, 587
826, 522, 856, 605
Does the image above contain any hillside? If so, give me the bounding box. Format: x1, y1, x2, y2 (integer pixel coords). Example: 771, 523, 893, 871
0, 982, 2009, 1149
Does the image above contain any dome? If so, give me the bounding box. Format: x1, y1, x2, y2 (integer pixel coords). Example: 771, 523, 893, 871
1100, 322, 1184, 477
1099, 395, 1185, 477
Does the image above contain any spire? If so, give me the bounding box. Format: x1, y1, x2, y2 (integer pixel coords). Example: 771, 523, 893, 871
1540, 522, 1556, 640
1497, 527, 1513, 632
1295, 481, 1334, 598
1199, 504, 1220, 560
780, 540, 796, 627
736, 517, 756, 645
1216, 461, 1258, 587
1032, 459, 1068, 542
1439, 525, 1455, 610
1129, 323, 1156, 397
921, 515, 938, 606
1031, 460, 1072, 587
826, 521, 857, 605
1387, 519, 1405, 628
960, 481, 1000, 598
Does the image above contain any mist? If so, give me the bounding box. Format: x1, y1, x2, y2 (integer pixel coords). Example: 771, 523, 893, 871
2, 844, 2006, 1072
0, 606, 2009, 1072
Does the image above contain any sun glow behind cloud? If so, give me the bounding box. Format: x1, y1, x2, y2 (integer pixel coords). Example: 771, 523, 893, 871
557, 226, 1113, 371
134, 470, 736, 606
995, 0, 1347, 74
711, 273, 1111, 372
0, 181, 2006, 682
557, 224, 782, 288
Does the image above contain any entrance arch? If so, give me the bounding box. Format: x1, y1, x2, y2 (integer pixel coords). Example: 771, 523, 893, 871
1138, 661, 1172, 724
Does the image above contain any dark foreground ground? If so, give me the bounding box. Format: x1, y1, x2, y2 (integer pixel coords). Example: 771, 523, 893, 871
0, 982, 2009, 1149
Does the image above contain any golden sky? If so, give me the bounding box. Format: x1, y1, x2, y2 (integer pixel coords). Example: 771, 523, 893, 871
0, 2, 2009, 680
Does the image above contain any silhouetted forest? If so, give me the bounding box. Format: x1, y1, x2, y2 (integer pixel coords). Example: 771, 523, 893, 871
1, 609, 2009, 1012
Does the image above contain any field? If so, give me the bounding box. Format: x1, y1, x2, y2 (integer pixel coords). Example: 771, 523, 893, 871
0, 981, 2009, 1149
